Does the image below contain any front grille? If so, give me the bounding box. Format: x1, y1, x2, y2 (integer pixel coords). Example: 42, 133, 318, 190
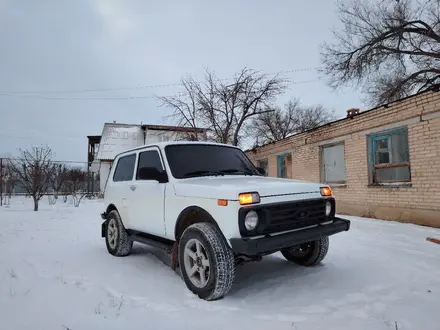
238, 198, 334, 237
263, 199, 327, 234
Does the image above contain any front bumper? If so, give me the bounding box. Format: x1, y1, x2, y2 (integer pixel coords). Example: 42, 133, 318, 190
229, 217, 350, 256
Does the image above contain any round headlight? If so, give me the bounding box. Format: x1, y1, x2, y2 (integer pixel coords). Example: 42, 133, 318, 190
244, 210, 259, 231
325, 201, 332, 216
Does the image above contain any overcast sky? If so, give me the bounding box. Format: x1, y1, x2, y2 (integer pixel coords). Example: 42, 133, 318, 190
0, 0, 363, 162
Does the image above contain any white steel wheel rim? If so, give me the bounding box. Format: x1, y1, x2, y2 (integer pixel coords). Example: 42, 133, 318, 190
107, 218, 118, 249
183, 238, 211, 288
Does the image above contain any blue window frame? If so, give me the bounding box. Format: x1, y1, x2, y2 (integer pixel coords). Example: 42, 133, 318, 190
277, 153, 291, 178
368, 127, 411, 184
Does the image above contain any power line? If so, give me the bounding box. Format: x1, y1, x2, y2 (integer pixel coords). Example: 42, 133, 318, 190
0, 133, 84, 142
1, 157, 89, 164
0, 67, 322, 96
0, 78, 323, 101
0, 94, 161, 100
0, 126, 87, 139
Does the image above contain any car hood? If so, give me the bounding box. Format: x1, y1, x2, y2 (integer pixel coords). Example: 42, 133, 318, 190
172, 175, 323, 200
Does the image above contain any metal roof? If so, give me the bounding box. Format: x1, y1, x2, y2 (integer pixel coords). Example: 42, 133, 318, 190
141, 124, 207, 133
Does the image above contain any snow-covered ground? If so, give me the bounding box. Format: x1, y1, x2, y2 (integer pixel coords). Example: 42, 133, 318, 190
1, 197, 439, 330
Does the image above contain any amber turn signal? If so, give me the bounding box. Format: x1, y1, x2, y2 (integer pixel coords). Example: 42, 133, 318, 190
238, 192, 260, 205
320, 186, 332, 197
217, 199, 228, 206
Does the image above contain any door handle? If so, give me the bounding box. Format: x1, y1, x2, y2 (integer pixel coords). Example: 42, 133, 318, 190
130, 185, 137, 191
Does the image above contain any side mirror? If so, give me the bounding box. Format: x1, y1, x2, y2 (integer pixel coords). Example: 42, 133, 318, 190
256, 167, 266, 176
138, 167, 168, 183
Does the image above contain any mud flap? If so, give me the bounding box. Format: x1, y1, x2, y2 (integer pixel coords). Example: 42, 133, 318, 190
101, 221, 106, 238
171, 242, 179, 270
101, 211, 107, 238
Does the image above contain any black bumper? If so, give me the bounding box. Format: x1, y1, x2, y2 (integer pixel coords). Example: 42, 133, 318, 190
230, 217, 350, 256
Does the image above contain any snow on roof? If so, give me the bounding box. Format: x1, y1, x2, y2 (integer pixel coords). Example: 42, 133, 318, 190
96, 123, 144, 161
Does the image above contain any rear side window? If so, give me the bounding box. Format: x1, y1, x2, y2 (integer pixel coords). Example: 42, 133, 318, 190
113, 154, 136, 182
136, 150, 163, 180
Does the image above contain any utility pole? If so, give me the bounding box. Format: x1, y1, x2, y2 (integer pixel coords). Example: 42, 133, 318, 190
87, 144, 91, 195
0, 158, 3, 207
87, 165, 90, 195
91, 172, 94, 195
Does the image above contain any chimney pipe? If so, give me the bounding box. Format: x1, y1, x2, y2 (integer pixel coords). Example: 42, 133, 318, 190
346, 108, 360, 118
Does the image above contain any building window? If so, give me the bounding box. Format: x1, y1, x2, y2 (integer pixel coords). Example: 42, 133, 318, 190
321, 143, 346, 183
277, 153, 292, 178
257, 159, 268, 176
368, 127, 411, 184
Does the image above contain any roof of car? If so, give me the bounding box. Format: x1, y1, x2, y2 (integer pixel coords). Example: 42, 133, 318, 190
113, 141, 240, 159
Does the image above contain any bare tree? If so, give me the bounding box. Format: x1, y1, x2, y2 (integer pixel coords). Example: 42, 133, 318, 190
5, 165, 18, 198
1, 160, 17, 205
294, 103, 336, 132
250, 99, 336, 144
48, 164, 68, 205
9, 145, 56, 211
320, 0, 440, 105
64, 168, 88, 207
158, 77, 206, 142
158, 67, 287, 146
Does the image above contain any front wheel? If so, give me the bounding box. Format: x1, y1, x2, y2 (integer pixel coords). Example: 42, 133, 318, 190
281, 236, 329, 266
179, 222, 235, 301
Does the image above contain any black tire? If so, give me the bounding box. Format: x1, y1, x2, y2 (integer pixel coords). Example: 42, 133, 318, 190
179, 222, 235, 301
281, 236, 329, 266
105, 210, 133, 257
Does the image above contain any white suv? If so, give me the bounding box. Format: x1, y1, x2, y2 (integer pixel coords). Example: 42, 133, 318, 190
100, 141, 350, 301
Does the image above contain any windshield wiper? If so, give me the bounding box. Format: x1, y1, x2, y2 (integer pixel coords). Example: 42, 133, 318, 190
219, 169, 254, 176
182, 170, 225, 178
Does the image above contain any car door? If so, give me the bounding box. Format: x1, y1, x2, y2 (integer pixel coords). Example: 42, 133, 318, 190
108, 153, 137, 229
128, 147, 166, 237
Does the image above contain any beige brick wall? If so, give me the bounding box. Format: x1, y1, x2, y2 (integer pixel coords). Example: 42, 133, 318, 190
291, 144, 320, 182
247, 90, 440, 228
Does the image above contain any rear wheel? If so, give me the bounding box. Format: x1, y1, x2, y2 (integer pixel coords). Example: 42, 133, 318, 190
281, 236, 329, 266
179, 222, 235, 301
105, 210, 133, 257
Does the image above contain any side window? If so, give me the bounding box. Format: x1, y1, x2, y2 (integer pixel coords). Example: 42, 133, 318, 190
112, 154, 136, 182
321, 143, 346, 183
368, 127, 410, 184
136, 150, 164, 180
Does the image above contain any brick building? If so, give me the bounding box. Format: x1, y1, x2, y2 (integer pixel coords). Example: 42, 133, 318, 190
246, 88, 440, 228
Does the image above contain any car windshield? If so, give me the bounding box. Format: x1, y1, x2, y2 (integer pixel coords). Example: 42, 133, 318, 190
164, 144, 259, 179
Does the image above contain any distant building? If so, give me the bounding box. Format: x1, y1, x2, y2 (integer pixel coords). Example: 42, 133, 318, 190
87, 123, 208, 192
